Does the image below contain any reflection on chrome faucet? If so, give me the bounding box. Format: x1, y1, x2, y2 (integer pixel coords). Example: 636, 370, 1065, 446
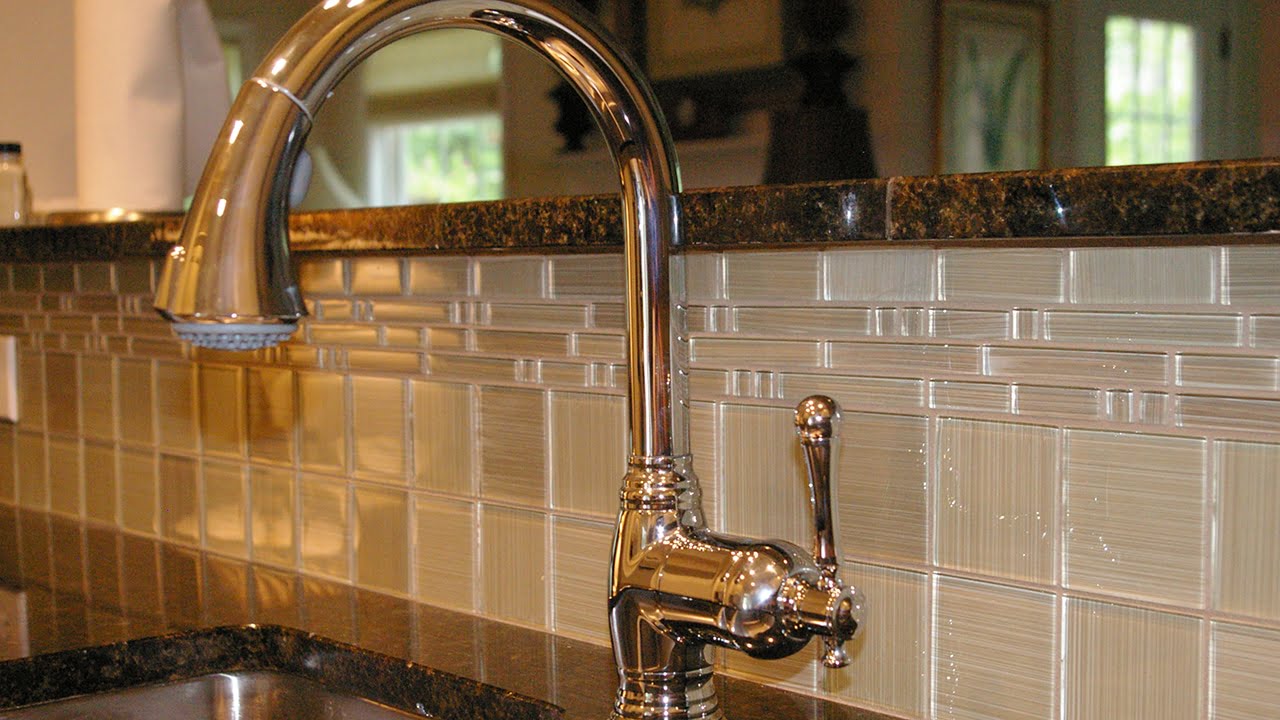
153, 2, 863, 718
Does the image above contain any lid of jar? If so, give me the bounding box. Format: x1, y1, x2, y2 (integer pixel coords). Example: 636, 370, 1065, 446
0, 142, 19, 153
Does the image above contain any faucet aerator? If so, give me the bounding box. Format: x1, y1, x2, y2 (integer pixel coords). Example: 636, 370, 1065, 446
171, 322, 297, 351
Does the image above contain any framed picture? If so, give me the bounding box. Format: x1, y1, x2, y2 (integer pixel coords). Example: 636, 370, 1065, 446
935, 0, 1049, 174
642, 0, 785, 81
553, 0, 792, 143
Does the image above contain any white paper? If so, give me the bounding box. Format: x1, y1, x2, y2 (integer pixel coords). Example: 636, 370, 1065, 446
74, 0, 229, 211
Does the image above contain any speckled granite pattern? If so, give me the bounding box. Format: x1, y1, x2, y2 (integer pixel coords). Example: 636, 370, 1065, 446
888, 159, 1280, 240
0, 507, 896, 720
2, 158, 1275, 262
0, 217, 178, 263
678, 180, 888, 248
0, 624, 558, 719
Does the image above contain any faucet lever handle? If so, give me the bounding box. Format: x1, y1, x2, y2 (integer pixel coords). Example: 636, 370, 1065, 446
794, 395, 841, 578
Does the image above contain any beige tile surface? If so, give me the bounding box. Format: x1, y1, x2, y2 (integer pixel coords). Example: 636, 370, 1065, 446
412, 381, 474, 495
1211, 621, 1280, 720
931, 381, 1011, 413
691, 337, 822, 368
116, 358, 154, 445
247, 367, 295, 464
826, 248, 934, 302
407, 257, 470, 296
299, 475, 350, 580
830, 342, 981, 376
933, 577, 1057, 720
734, 306, 872, 337
479, 386, 546, 505
985, 347, 1167, 385
481, 504, 546, 627
158, 454, 199, 544
1045, 311, 1241, 347
937, 419, 1058, 583
826, 563, 928, 716
414, 495, 475, 612
47, 437, 81, 517
551, 516, 611, 642
297, 259, 347, 295
550, 255, 623, 297
838, 412, 928, 564
1176, 395, 1280, 433
929, 309, 1011, 341
1065, 431, 1205, 606
203, 461, 247, 559
941, 248, 1063, 303
1216, 440, 1280, 619
1064, 598, 1200, 720
1176, 354, 1278, 391
250, 467, 296, 568
349, 257, 404, 296
354, 485, 410, 594
1071, 247, 1215, 304
1223, 246, 1280, 304
198, 365, 245, 458
722, 404, 808, 547
297, 372, 348, 473
18, 349, 44, 430
82, 440, 116, 524
688, 401, 719, 529
79, 355, 114, 440
476, 257, 545, 298
724, 251, 820, 301
117, 447, 156, 534
43, 353, 79, 436
550, 392, 624, 517
727, 645, 819, 694
155, 361, 197, 452
351, 375, 408, 481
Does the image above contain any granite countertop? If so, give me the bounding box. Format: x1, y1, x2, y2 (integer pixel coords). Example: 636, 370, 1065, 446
1, 158, 1278, 263
0, 506, 893, 720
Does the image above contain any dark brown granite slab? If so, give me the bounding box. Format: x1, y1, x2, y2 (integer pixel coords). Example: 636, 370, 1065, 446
679, 180, 888, 248
2, 158, 1275, 263
0, 624, 559, 720
0, 505, 897, 720
888, 158, 1280, 240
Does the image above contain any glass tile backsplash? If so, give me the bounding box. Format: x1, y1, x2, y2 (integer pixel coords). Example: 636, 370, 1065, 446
1, 243, 1278, 718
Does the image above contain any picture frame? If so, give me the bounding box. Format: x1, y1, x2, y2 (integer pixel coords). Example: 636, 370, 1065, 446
629, 0, 792, 140
641, 0, 786, 81
552, 0, 793, 144
934, 0, 1049, 174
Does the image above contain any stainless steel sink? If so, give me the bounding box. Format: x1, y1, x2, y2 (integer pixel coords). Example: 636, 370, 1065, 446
0, 625, 560, 720
5, 670, 422, 719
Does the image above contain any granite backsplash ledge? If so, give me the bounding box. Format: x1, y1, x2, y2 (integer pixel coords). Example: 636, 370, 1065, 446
3, 158, 1279, 261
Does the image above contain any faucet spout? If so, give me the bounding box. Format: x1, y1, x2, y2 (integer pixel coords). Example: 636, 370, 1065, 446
156, 3, 862, 719
154, 0, 684, 460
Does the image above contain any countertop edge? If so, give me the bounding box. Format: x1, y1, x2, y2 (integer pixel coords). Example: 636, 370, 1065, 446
2, 158, 1277, 262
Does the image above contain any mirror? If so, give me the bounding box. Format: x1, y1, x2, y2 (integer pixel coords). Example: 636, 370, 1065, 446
2, 0, 1276, 216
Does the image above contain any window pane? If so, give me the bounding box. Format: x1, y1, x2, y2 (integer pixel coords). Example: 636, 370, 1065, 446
370, 115, 503, 206
1105, 15, 1197, 166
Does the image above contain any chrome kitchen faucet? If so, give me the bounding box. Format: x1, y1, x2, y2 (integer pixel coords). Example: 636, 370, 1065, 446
154, 2, 863, 717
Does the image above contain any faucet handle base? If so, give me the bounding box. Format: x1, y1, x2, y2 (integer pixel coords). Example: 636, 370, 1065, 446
613, 661, 723, 720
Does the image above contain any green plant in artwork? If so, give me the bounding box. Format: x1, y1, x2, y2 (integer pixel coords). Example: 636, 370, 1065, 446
960, 38, 1031, 168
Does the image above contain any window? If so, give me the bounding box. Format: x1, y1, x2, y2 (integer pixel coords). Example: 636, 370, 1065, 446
368, 115, 504, 206
1104, 16, 1197, 165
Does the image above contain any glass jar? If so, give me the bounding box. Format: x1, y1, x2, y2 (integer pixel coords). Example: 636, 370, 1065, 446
0, 143, 30, 227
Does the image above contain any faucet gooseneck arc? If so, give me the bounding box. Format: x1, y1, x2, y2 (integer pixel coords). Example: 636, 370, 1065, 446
154, 2, 863, 718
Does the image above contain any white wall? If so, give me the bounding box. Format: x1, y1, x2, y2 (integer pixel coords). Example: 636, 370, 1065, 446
0, 0, 77, 209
